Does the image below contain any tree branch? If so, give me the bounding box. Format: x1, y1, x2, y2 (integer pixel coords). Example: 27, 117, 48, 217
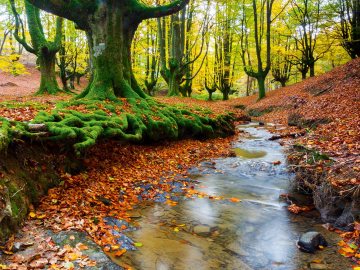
27, 0, 94, 30
138, 0, 190, 20
9, 0, 36, 54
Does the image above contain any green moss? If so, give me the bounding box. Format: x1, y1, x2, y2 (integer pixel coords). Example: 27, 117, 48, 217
0, 118, 11, 151
26, 99, 234, 155
293, 144, 332, 165
10, 201, 19, 217
0, 101, 49, 110
7, 182, 25, 219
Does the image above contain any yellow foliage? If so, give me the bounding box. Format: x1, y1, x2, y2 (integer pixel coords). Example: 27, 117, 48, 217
0, 55, 28, 76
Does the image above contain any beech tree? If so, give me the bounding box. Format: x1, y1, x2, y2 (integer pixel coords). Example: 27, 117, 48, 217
10, 0, 63, 94
288, 0, 331, 78
271, 32, 293, 87
57, 20, 89, 91
27, 0, 190, 100
213, 1, 235, 101
240, 0, 275, 100
158, 0, 208, 97
332, 0, 360, 58
144, 20, 159, 96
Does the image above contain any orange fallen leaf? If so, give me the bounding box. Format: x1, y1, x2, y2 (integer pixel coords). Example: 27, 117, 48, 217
114, 249, 127, 257
229, 197, 241, 203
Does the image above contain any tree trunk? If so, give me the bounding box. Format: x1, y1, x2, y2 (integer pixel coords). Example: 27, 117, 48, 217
168, 71, 180, 96
78, 7, 146, 100
309, 63, 315, 77
60, 71, 69, 91
222, 88, 229, 101
280, 80, 286, 87
301, 70, 307, 80
37, 50, 61, 95
257, 77, 266, 100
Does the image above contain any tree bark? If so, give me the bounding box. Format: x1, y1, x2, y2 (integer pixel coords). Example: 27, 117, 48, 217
257, 76, 266, 100
37, 50, 60, 95
309, 62, 315, 77
78, 7, 146, 100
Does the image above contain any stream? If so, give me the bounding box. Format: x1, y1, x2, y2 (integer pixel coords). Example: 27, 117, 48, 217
110, 123, 351, 270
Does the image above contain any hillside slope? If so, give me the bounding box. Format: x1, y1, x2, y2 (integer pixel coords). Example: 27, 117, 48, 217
239, 58, 359, 230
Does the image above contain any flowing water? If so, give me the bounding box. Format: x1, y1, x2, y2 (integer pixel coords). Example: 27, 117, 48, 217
111, 123, 352, 270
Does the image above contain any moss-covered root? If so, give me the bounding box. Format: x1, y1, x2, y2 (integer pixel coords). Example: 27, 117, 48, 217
31, 99, 235, 155
0, 118, 11, 151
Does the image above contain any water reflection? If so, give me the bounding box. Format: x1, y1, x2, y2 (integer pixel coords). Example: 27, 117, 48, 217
233, 148, 267, 159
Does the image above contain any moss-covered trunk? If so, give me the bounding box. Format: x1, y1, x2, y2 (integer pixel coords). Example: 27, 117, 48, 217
257, 76, 266, 100
37, 50, 60, 95
78, 5, 146, 100
168, 70, 180, 96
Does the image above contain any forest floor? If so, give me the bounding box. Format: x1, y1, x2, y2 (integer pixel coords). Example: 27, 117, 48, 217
0, 59, 359, 268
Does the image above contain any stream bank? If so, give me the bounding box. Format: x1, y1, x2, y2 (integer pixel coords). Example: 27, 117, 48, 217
0, 141, 82, 242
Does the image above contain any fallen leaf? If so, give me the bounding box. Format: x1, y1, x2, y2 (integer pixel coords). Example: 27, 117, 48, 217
114, 249, 127, 257
229, 197, 241, 203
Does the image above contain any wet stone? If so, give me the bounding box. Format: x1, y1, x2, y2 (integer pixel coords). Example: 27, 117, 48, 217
310, 263, 328, 270
49, 230, 123, 270
153, 211, 165, 217
226, 242, 249, 256
193, 225, 213, 236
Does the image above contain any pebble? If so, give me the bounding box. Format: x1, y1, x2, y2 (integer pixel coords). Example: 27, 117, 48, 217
153, 211, 165, 217
226, 242, 249, 256
309, 263, 327, 270
193, 225, 211, 236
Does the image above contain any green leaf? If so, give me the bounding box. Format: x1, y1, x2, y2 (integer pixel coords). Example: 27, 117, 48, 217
349, 243, 358, 250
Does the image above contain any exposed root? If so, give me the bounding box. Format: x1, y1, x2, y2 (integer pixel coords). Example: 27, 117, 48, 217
25, 98, 235, 155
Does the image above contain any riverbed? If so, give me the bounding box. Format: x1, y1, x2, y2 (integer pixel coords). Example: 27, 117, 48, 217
112, 123, 351, 270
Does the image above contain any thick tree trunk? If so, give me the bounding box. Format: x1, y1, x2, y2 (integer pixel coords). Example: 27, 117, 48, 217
78, 7, 146, 100
280, 80, 286, 87
36, 50, 61, 95
257, 77, 266, 100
